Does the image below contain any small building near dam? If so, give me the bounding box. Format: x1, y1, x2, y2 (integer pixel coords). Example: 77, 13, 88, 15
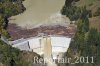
11, 36, 71, 59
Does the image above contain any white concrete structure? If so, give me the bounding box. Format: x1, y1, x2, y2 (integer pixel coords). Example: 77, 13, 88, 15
11, 36, 71, 66
12, 36, 71, 58
51, 37, 71, 59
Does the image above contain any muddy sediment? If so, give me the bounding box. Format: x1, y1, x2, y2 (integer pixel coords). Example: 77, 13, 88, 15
9, 0, 66, 28
7, 23, 76, 40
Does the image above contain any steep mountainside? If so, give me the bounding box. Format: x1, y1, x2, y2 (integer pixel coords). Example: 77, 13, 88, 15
60, 0, 100, 66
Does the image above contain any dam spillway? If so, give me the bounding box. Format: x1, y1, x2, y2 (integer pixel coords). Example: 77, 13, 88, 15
11, 36, 71, 66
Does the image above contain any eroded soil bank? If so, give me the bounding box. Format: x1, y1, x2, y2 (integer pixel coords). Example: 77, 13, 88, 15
7, 23, 76, 40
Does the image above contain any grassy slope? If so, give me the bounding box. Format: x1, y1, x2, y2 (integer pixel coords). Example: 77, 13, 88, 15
75, 0, 100, 30
75, 0, 99, 7
89, 16, 100, 30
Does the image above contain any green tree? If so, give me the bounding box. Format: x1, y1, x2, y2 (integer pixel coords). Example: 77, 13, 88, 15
82, 17, 89, 32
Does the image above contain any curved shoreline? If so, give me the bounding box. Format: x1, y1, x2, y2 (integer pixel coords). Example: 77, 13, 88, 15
8, 0, 70, 29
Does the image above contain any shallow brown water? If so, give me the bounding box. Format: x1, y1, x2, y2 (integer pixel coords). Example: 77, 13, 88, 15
9, 0, 70, 28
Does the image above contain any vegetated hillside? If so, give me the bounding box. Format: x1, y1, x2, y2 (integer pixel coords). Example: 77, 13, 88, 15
75, 0, 100, 30
0, 0, 26, 38
0, 40, 40, 66
61, 0, 100, 29
60, 0, 100, 66
0, 0, 40, 66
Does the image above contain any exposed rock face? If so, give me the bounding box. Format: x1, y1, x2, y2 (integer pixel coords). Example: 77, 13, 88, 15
7, 23, 76, 40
